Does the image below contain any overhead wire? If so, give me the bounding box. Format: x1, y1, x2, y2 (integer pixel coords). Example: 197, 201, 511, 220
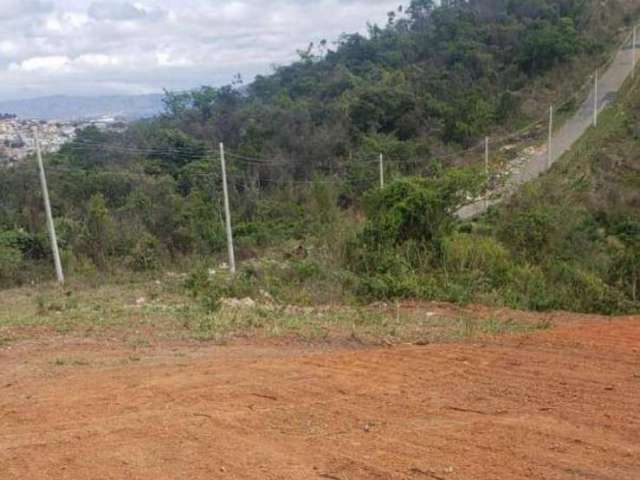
10, 23, 633, 193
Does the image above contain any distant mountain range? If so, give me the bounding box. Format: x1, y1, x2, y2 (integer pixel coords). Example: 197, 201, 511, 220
0, 94, 165, 121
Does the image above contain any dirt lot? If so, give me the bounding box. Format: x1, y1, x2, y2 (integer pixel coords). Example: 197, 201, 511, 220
1, 313, 639, 480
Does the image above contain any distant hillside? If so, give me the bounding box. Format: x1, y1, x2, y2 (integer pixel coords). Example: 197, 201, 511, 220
0, 94, 164, 121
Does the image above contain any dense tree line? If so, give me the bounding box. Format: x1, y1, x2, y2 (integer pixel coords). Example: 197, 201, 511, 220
1, 0, 638, 314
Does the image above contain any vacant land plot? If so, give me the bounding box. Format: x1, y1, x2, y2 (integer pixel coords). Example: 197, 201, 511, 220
1, 312, 639, 479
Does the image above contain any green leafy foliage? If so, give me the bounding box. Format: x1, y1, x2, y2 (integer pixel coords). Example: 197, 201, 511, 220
0, 0, 638, 318
358, 170, 482, 249
127, 232, 162, 272
0, 243, 22, 285
517, 18, 581, 74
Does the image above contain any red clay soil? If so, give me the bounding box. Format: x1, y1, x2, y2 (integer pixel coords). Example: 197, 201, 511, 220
1, 316, 640, 479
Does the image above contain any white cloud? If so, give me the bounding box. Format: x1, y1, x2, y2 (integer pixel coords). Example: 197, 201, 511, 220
0, 0, 403, 100
88, 1, 147, 21
0, 0, 53, 20
9, 56, 71, 73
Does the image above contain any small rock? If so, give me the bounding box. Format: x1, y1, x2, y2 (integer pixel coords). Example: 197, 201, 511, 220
240, 298, 256, 308
221, 297, 256, 309
259, 289, 275, 303
136, 297, 146, 306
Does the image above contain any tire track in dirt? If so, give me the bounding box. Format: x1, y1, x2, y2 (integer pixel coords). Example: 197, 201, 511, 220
1, 317, 640, 479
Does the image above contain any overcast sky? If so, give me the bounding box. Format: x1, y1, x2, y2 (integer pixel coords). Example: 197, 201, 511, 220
0, 0, 403, 101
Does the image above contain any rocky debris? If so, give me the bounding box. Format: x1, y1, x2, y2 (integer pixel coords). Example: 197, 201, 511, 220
221, 297, 256, 309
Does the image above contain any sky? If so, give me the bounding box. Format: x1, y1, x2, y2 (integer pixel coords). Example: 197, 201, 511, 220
0, 0, 403, 101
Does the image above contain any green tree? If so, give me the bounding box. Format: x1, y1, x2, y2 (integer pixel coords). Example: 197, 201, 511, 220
610, 219, 640, 302
80, 193, 114, 269
517, 18, 580, 74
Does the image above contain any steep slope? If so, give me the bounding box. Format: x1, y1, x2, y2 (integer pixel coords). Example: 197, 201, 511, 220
459, 29, 638, 218
513, 68, 640, 218
480, 66, 640, 310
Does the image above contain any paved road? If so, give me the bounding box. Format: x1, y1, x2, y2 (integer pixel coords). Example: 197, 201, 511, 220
459, 34, 636, 219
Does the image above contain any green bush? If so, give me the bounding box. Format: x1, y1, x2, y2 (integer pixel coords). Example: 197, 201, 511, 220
236, 198, 306, 247
517, 18, 580, 74
354, 272, 440, 302
359, 171, 482, 249
184, 190, 226, 254
0, 229, 47, 261
550, 262, 629, 314
345, 171, 485, 302
497, 200, 568, 264
0, 244, 23, 285
442, 233, 511, 283
184, 265, 227, 313
128, 232, 162, 272
501, 264, 554, 311
78, 193, 115, 269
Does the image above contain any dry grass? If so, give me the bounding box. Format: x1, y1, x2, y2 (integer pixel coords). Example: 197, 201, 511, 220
0, 272, 552, 349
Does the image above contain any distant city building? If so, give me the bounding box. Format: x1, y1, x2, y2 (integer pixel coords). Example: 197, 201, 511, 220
0, 116, 127, 166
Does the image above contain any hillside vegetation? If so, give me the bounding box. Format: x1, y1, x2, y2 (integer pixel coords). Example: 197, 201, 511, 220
1, 0, 639, 315
480, 72, 640, 312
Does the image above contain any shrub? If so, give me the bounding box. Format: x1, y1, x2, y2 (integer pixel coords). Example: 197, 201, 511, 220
0, 229, 47, 260
354, 272, 440, 302
184, 190, 226, 253
128, 232, 162, 272
608, 218, 640, 303
517, 18, 580, 74
359, 170, 482, 249
497, 205, 557, 263
237, 197, 306, 247
501, 264, 554, 311
345, 171, 484, 302
79, 193, 115, 269
550, 262, 629, 314
0, 244, 23, 285
184, 265, 227, 313
307, 180, 340, 231
442, 233, 511, 283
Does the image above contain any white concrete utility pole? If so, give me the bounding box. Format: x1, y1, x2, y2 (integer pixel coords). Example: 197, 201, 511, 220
484, 137, 489, 176
219, 143, 236, 274
593, 69, 599, 127
633, 26, 637, 78
484, 136, 489, 209
548, 105, 553, 169
379, 153, 384, 188
34, 127, 64, 285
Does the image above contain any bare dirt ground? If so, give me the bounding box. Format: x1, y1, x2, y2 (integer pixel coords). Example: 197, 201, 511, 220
1, 313, 639, 479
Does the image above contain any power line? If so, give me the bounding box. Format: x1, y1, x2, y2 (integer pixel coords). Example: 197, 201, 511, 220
4, 22, 633, 199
